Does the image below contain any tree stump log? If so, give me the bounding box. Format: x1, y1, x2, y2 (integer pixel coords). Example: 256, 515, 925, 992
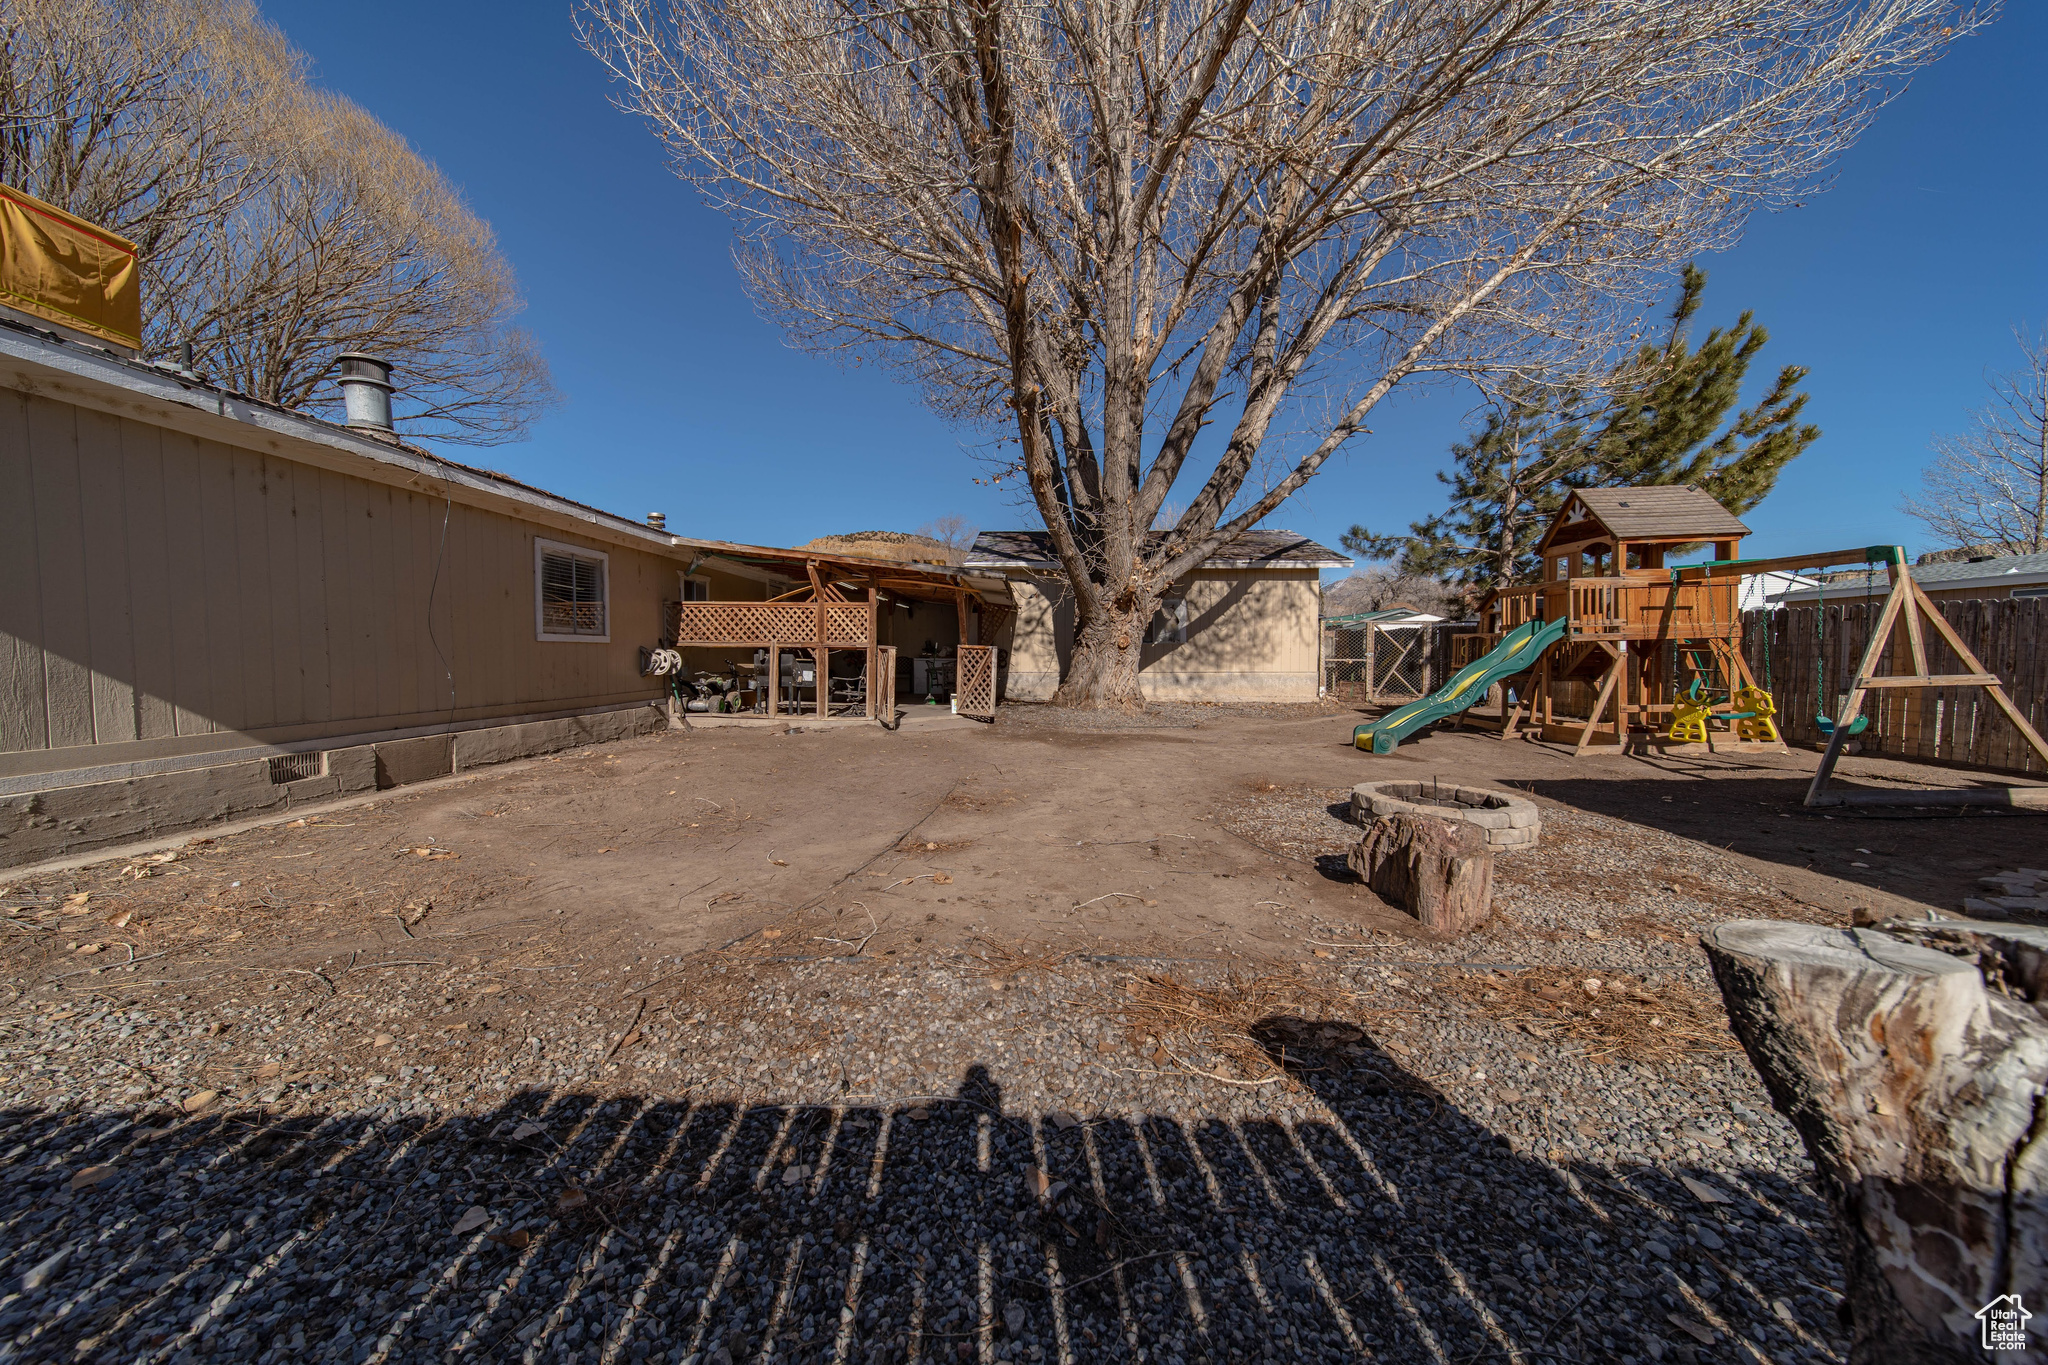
1347, 811, 1492, 935
1702, 919, 2048, 1363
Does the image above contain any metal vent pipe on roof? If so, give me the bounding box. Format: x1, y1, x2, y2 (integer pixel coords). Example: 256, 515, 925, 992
647, 512, 667, 530
336, 352, 394, 432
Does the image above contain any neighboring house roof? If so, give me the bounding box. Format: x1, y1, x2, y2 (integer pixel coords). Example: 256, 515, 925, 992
965, 529, 1351, 570
1770, 550, 2048, 603
1909, 549, 2048, 586
1549, 485, 1752, 543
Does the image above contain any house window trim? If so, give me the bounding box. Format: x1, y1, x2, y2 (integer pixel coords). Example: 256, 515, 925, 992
535, 537, 611, 643
680, 573, 712, 602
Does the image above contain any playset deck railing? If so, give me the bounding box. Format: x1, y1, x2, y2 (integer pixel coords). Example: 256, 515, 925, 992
1492, 576, 1742, 640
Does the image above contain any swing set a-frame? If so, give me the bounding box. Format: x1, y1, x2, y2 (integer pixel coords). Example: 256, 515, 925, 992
1671, 545, 2048, 808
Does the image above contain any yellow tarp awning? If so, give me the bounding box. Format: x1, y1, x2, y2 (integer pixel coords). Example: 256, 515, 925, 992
0, 184, 141, 350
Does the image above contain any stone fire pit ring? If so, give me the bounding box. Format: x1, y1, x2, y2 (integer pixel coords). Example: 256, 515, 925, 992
1350, 780, 1541, 850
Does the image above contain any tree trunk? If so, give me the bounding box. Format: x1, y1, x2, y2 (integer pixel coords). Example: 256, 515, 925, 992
1347, 813, 1493, 935
1053, 597, 1151, 708
1701, 919, 2048, 1364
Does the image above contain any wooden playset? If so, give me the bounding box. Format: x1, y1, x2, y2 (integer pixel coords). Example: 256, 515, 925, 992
1462, 485, 1779, 754
1451, 486, 2048, 799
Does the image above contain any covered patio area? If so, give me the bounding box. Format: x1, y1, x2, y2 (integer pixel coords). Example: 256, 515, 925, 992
655, 538, 1016, 722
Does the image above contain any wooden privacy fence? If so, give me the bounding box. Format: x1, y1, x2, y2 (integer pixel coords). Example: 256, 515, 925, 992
1742, 598, 2048, 777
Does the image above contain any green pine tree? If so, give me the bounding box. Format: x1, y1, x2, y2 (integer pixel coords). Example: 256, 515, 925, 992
1590, 264, 1819, 515
1345, 265, 1819, 588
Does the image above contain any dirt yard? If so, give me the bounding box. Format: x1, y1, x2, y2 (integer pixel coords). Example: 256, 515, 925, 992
0, 704, 2038, 1364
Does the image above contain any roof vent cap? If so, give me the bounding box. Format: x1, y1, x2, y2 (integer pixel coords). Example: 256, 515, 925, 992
647, 512, 667, 530
335, 352, 393, 432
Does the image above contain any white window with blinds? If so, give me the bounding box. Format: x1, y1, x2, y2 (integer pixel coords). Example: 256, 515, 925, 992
535, 538, 610, 642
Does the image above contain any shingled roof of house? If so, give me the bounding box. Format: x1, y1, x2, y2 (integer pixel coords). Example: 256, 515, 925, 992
965, 529, 1350, 569
1555, 485, 1751, 542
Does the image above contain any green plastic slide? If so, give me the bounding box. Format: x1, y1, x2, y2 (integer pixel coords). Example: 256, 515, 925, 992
1352, 616, 1569, 753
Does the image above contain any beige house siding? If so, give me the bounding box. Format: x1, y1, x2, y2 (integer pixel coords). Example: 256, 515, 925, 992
1001, 568, 1321, 702
1, 387, 670, 780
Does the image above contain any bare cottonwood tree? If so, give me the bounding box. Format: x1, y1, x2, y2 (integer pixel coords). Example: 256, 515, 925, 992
0, 0, 554, 444
581, 0, 1974, 705
162, 90, 556, 443
1904, 326, 2048, 556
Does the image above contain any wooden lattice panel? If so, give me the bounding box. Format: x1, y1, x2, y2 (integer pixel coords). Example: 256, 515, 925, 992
978, 602, 1015, 645
825, 604, 870, 646
670, 602, 871, 646
672, 603, 747, 643
957, 644, 997, 719
761, 603, 819, 642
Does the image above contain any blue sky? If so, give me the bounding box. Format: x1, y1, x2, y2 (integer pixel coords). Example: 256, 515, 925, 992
262, 2, 2045, 574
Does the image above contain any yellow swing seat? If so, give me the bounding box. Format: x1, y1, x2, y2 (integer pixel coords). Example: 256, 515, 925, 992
1667, 700, 1712, 744
1732, 685, 1779, 742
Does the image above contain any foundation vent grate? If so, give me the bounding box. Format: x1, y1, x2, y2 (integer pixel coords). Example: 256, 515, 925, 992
268, 752, 325, 784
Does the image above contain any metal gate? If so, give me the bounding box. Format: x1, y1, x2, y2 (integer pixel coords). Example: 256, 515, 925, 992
956, 645, 996, 719
1323, 622, 1372, 700
1322, 621, 1465, 702
1371, 624, 1433, 699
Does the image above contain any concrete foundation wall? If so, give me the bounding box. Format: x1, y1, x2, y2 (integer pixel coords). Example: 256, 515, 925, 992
0, 703, 665, 869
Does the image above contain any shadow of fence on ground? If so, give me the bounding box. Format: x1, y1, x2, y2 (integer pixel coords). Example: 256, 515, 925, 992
1, 1029, 1844, 1364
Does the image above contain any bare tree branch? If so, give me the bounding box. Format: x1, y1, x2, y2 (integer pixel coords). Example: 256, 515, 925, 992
580, 0, 1979, 703
1903, 324, 2048, 557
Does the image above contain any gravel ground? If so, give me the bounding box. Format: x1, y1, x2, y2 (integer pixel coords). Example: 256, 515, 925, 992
0, 960, 1840, 1365
0, 775, 1855, 1365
